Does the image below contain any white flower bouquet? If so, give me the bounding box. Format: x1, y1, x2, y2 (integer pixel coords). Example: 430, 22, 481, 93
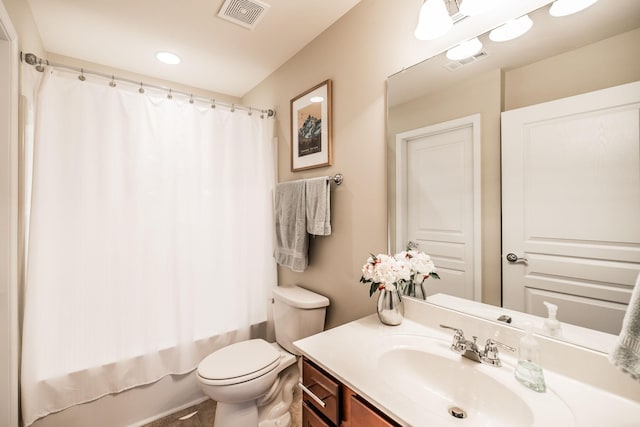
394, 249, 440, 287
360, 249, 439, 297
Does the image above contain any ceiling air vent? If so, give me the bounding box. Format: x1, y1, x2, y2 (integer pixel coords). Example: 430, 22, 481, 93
217, 0, 270, 30
444, 50, 488, 71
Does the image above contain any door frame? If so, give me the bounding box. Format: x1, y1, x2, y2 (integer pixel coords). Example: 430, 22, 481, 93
0, 2, 19, 426
395, 114, 482, 301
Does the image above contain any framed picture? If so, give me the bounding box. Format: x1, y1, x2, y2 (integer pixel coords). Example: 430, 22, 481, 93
290, 79, 332, 172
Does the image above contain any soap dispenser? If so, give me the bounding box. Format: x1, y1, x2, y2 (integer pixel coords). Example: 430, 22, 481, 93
514, 322, 546, 392
543, 301, 563, 337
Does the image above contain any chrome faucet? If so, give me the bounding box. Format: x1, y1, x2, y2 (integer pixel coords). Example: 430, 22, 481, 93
440, 324, 515, 367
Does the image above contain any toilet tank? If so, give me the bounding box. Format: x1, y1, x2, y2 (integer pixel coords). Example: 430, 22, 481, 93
272, 286, 330, 355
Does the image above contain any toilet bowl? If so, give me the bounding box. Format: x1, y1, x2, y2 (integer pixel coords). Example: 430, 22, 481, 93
197, 285, 329, 427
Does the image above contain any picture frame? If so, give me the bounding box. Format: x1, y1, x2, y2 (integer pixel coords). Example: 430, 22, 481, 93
290, 79, 332, 172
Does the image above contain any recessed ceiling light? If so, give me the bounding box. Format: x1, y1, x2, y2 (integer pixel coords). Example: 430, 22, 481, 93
310, 96, 324, 103
155, 51, 181, 65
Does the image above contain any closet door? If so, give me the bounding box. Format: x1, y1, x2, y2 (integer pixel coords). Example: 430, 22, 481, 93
502, 81, 640, 334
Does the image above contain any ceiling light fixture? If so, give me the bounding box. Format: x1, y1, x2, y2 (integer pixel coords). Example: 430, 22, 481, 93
459, 0, 501, 16
549, 0, 599, 17
414, 0, 453, 41
489, 14, 533, 42
155, 51, 181, 65
446, 37, 483, 61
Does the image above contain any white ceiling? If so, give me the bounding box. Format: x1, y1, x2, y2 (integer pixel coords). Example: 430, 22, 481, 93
27, 0, 361, 98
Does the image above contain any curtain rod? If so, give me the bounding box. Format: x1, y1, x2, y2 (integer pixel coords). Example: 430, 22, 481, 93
20, 52, 275, 118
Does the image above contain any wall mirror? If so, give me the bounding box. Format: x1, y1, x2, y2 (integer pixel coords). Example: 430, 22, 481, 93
387, 0, 640, 353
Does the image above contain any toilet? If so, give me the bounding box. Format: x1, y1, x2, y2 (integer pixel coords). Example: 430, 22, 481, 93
196, 285, 330, 427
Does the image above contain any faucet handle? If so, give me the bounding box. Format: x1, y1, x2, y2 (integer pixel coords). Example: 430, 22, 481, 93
486, 338, 516, 352
439, 324, 464, 337
440, 324, 466, 353
482, 338, 516, 367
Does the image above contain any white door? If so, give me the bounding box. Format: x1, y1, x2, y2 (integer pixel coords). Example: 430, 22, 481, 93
502, 81, 640, 334
396, 115, 481, 301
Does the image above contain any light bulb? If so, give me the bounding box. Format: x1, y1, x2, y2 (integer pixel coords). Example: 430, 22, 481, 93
549, 0, 599, 17
446, 37, 483, 61
414, 0, 453, 41
489, 15, 533, 42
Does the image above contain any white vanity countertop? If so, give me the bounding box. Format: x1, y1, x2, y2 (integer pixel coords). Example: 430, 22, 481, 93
294, 313, 640, 427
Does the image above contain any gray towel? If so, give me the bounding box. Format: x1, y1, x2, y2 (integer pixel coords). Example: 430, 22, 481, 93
609, 273, 640, 381
274, 181, 308, 272
305, 177, 331, 236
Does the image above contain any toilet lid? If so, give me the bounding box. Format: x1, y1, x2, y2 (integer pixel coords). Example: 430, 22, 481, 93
198, 339, 280, 382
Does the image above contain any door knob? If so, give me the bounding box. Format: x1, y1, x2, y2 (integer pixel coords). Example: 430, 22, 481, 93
506, 253, 528, 264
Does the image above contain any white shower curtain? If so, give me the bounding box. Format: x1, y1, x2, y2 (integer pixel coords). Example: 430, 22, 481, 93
21, 69, 276, 426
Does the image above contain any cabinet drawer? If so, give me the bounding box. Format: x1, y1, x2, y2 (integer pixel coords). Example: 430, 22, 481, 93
302, 401, 332, 427
301, 358, 340, 425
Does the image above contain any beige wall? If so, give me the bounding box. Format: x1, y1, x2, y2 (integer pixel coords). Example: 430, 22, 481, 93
505, 27, 640, 110
2, 0, 44, 57
243, 0, 432, 328
388, 69, 504, 306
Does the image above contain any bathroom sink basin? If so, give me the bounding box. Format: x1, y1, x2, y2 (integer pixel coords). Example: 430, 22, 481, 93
376, 334, 574, 426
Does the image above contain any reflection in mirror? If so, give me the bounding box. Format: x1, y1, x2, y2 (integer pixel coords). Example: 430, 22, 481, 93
387, 0, 640, 353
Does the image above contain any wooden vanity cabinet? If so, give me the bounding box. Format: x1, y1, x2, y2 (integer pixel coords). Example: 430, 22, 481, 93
301, 357, 399, 427
302, 401, 333, 427
301, 356, 341, 425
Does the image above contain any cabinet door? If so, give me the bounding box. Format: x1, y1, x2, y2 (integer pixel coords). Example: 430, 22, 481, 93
302, 358, 340, 425
343, 389, 398, 427
303, 402, 332, 427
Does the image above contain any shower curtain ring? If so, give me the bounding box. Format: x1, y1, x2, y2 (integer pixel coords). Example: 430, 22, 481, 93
138, 82, 144, 94
167, 89, 173, 100
211, 99, 216, 109
109, 75, 116, 88
78, 68, 86, 81
248, 107, 253, 116
231, 104, 235, 113
189, 94, 194, 104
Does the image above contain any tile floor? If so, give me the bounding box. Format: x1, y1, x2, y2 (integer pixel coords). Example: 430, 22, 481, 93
143, 387, 302, 427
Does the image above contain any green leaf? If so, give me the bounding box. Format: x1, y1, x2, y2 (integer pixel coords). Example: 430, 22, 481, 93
430, 272, 441, 280
369, 282, 378, 297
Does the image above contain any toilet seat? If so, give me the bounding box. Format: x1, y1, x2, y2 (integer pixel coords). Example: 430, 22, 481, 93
197, 339, 280, 386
